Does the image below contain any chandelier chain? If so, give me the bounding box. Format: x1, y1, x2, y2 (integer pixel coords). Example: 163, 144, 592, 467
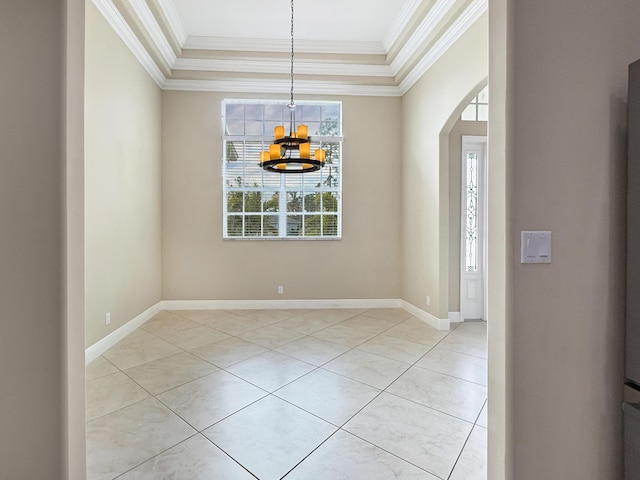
290, 0, 295, 106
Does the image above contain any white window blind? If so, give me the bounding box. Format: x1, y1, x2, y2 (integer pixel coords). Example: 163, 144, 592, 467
222, 99, 343, 239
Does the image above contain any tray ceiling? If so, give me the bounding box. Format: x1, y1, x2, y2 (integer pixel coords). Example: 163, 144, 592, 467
92, 0, 487, 95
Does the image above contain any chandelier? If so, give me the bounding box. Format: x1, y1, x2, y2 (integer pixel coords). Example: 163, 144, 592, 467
259, 0, 326, 173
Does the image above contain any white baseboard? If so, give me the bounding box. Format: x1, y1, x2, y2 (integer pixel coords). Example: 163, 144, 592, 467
401, 300, 450, 331
85, 302, 163, 365
161, 298, 402, 311
449, 311, 461, 323
86, 298, 448, 363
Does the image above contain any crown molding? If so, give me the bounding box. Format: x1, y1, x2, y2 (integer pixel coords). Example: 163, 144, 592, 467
163, 78, 402, 97
382, 0, 423, 52
173, 58, 394, 78
91, 0, 166, 86
390, 0, 457, 75
92, 0, 486, 98
399, 0, 487, 94
183, 36, 386, 55
155, 0, 187, 45
125, 0, 177, 68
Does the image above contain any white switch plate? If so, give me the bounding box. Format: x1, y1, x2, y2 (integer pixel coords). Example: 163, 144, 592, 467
521, 231, 552, 264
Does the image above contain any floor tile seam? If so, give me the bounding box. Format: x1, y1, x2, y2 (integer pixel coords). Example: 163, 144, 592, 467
118, 349, 214, 375
184, 330, 276, 366
319, 328, 452, 389
409, 363, 489, 387
443, 335, 488, 345
352, 344, 419, 366
221, 360, 321, 394
320, 360, 407, 390
154, 382, 269, 433
335, 427, 446, 480
353, 310, 410, 324
442, 329, 488, 339
143, 368, 226, 401
84, 394, 160, 425
274, 319, 349, 336
268, 391, 349, 428
155, 327, 236, 349
307, 330, 374, 348
443, 419, 479, 480
237, 341, 321, 365
103, 335, 190, 368
309, 336, 376, 350
378, 337, 445, 393
277, 428, 344, 480
86, 355, 120, 377
271, 365, 384, 403
337, 321, 402, 337
473, 398, 488, 427
141, 319, 210, 338
193, 349, 267, 370
197, 434, 261, 480
309, 320, 379, 338
118, 361, 221, 397
104, 331, 170, 354
333, 341, 420, 368
311, 364, 391, 391
106, 344, 193, 375
407, 332, 460, 366
425, 343, 488, 359
380, 390, 479, 426
435, 345, 487, 360
85, 368, 130, 387
271, 341, 353, 368
324, 381, 388, 429
109, 432, 203, 480
235, 331, 309, 350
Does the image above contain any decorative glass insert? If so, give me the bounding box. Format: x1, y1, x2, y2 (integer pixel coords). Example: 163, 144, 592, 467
464, 152, 479, 272
222, 100, 343, 239
461, 85, 489, 121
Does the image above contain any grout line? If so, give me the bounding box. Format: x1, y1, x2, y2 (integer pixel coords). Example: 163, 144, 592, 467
86, 308, 487, 479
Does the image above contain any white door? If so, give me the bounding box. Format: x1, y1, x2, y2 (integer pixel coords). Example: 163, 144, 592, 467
460, 136, 487, 321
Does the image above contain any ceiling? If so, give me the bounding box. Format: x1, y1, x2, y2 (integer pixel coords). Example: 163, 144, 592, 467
93, 0, 487, 96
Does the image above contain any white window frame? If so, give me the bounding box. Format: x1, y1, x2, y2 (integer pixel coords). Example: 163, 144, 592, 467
461, 85, 489, 121
222, 99, 343, 240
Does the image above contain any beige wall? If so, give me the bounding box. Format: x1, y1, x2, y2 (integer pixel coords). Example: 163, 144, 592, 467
65, 0, 87, 477
490, 0, 640, 478
0, 1, 86, 477
401, 15, 488, 320
161, 92, 402, 301
85, 2, 162, 347
448, 118, 487, 312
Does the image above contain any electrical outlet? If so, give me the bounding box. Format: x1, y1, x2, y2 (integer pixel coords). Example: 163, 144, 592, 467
278, 285, 284, 295
426, 296, 431, 306
105, 312, 111, 325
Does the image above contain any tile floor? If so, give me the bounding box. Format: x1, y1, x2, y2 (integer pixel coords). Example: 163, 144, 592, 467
86, 308, 487, 480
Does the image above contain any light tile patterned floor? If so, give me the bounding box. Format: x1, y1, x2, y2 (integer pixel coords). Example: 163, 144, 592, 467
86, 308, 487, 480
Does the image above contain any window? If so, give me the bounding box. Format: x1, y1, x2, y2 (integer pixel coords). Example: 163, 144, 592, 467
222, 100, 342, 239
461, 85, 488, 121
